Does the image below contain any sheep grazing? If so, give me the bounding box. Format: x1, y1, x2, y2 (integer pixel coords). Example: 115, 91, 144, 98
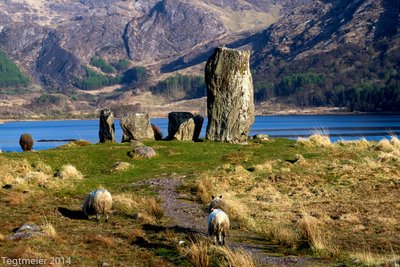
208, 195, 227, 213
82, 189, 113, 221
208, 208, 230, 246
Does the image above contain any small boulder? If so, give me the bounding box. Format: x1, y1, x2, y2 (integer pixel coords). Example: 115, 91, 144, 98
120, 113, 155, 142
99, 109, 115, 143
128, 146, 157, 159
253, 134, 269, 141
9, 223, 44, 240
19, 133, 33, 152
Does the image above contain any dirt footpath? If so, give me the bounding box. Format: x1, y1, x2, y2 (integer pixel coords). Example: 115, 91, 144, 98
145, 177, 327, 267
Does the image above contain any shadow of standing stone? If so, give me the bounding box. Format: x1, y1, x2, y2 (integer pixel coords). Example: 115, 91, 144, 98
99, 109, 115, 143
205, 47, 254, 143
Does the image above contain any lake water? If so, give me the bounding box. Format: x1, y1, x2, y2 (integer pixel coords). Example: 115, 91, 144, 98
1, 115, 400, 152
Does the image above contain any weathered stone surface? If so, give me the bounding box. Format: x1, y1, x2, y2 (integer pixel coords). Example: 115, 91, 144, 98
19, 133, 34, 151
176, 119, 195, 141
128, 146, 157, 159
120, 113, 155, 142
99, 109, 115, 143
168, 112, 202, 141
205, 47, 254, 143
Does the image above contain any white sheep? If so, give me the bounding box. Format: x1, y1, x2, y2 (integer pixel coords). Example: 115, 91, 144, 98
82, 189, 113, 221
208, 208, 230, 246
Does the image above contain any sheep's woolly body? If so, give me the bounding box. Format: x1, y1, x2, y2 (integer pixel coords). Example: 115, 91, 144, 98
83, 189, 113, 221
208, 209, 230, 245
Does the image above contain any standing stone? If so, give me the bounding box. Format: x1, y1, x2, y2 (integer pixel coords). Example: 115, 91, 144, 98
19, 133, 33, 152
205, 47, 254, 143
167, 112, 203, 141
99, 109, 115, 143
120, 113, 154, 142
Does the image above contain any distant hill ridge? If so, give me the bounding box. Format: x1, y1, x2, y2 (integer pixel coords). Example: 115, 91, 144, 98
0, 0, 399, 117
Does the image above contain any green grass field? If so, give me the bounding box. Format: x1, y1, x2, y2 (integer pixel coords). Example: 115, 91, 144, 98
0, 137, 399, 266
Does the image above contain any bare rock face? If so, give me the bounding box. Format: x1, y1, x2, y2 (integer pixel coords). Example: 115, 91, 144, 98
99, 109, 115, 143
205, 47, 254, 143
19, 133, 34, 152
120, 113, 155, 142
168, 112, 204, 141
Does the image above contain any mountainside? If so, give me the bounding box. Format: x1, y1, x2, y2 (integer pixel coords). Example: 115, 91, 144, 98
0, 0, 399, 118
250, 0, 400, 112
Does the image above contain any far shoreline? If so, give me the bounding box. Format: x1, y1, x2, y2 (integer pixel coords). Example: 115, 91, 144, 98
1, 109, 400, 124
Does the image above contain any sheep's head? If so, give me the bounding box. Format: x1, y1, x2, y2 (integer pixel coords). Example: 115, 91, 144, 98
208, 195, 226, 213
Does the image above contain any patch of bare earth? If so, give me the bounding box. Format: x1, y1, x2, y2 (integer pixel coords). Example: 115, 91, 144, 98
146, 177, 326, 266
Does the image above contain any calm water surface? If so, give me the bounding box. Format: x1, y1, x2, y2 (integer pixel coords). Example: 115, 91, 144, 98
1, 115, 400, 152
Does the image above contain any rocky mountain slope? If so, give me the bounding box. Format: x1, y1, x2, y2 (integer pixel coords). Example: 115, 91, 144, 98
0, 0, 399, 118
249, 0, 400, 111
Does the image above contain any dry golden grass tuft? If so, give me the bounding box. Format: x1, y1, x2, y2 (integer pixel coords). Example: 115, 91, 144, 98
57, 164, 83, 179
41, 223, 57, 239
137, 212, 156, 225
350, 249, 400, 266
390, 136, 400, 149
86, 234, 116, 248
111, 161, 131, 172
5, 191, 26, 205
0, 233, 4, 241
222, 194, 255, 229
141, 198, 164, 220
298, 212, 326, 251
113, 193, 139, 212
185, 240, 210, 267
377, 150, 400, 163
196, 174, 214, 204
57, 140, 92, 149
309, 134, 332, 147
253, 160, 274, 172
375, 139, 395, 152
214, 246, 257, 267
296, 134, 332, 148
261, 223, 299, 248
336, 138, 371, 149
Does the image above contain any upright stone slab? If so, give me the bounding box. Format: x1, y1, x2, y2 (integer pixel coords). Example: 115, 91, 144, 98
168, 112, 195, 141
120, 113, 155, 142
99, 109, 115, 143
205, 47, 254, 143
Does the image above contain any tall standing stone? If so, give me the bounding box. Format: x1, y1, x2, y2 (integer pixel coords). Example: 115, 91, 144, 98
99, 109, 115, 143
205, 47, 254, 143
120, 113, 155, 142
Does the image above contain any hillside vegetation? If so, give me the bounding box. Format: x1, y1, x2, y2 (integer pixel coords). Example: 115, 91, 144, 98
0, 137, 399, 266
0, 52, 29, 88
